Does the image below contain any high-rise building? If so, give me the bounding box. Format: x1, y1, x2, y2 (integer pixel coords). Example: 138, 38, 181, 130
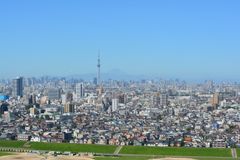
118, 94, 126, 104
64, 102, 74, 113
28, 94, 36, 105
12, 77, 24, 97
152, 93, 161, 107
152, 93, 168, 107
61, 94, 67, 105
210, 93, 219, 108
47, 88, 61, 100
76, 83, 84, 101
112, 98, 119, 112
160, 94, 168, 107
29, 107, 38, 116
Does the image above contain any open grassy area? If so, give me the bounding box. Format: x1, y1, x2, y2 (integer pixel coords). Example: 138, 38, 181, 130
196, 158, 235, 160
0, 140, 236, 159
120, 146, 232, 157
0, 152, 12, 156
0, 140, 26, 148
0, 140, 117, 154
95, 156, 152, 160
29, 142, 117, 153
95, 156, 236, 160
237, 149, 240, 158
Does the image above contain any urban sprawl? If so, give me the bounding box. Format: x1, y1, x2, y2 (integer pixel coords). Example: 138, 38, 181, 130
0, 76, 240, 149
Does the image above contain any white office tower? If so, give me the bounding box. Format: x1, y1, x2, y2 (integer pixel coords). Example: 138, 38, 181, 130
112, 98, 119, 112
76, 83, 84, 101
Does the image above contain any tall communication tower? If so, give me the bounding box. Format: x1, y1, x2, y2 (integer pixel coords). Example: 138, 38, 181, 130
97, 52, 101, 85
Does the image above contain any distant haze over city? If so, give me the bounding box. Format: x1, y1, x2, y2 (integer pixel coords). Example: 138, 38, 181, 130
1, 0, 240, 81
1, 1, 240, 159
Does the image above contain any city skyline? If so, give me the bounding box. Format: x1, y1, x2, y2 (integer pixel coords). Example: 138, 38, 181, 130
1, 0, 240, 81
1, 1, 240, 158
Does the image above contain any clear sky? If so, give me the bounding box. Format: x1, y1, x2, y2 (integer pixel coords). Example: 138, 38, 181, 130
0, 0, 240, 80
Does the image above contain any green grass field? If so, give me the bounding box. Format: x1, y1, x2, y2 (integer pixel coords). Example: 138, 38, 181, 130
0, 140, 26, 148
120, 146, 232, 157
196, 158, 235, 160
237, 149, 240, 158
0, 152, 12, 156
29, 142, 117, 153
0, 140, 237, 159
95, 156, 236, 160
95, 156, 152, 160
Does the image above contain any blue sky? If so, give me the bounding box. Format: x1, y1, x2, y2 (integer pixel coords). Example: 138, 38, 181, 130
0, 0, 240, 80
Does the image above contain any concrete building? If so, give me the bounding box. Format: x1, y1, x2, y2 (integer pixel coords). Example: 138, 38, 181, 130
152, 93, 168, 107
76, 83, 84, 101
48, 88, 61, 100
112, 98, 119, 112
61, 94, 67, 105
210, 93, 219, 108
28, 94, 36, 104
3, 111, 11, 122
64, 102, 74, 113
12, 77, 24, 97
160, 94, 168, 107
30, 107, 38, 116
152, 93, 161, 107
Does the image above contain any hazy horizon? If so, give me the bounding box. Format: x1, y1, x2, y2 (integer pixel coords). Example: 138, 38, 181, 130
1, 0, 240, 80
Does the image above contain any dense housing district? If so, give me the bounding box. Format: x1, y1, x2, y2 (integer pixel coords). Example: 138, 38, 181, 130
0, 77, 240, 149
